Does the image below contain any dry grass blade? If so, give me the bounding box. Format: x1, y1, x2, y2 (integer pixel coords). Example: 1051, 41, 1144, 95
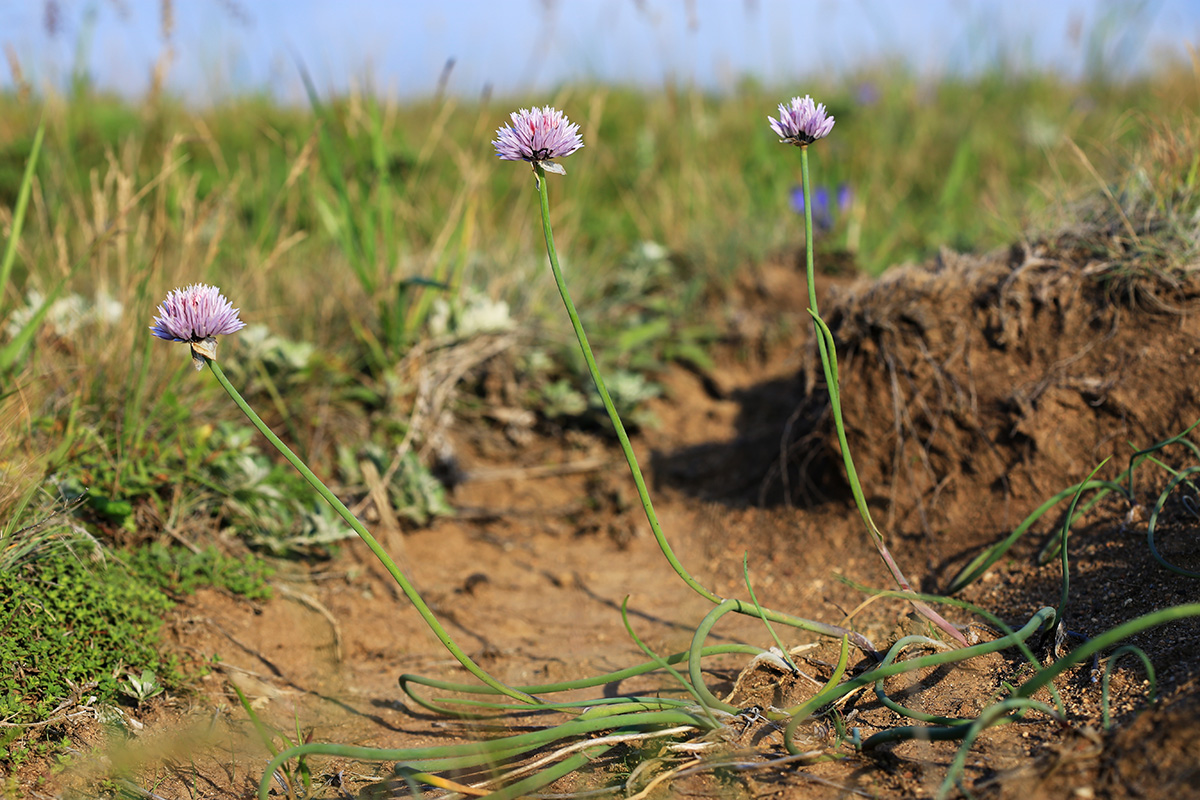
1064, 135, 1140, 246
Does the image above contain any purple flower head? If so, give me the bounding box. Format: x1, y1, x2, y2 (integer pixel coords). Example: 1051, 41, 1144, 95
492, 106, 583, 177
768, 95, 835, 146
150, 283, 245, 370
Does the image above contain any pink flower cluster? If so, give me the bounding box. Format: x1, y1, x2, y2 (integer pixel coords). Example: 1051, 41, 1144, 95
150, 283, 245, 343
768, 95, 836, 145
492, 106, 584, 175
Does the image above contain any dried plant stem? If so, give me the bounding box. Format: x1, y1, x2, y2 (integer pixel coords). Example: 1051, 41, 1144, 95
203, 357, 538, 705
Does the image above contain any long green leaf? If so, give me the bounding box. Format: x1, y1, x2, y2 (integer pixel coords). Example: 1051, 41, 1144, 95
0, 118, 45, 310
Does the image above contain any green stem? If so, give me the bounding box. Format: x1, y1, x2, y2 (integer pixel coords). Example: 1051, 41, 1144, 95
799, 147, 966, 646
1054, 460, 1110, 629
1147, 465, 1200, 578
532, 166, 876, 655
0, 117, 43, 302
950, 478, 1126, 593
533, 166, 719, 605
782, 607, 1056, 753
620, 597, 722, 727
1016, 603, 1200, 700
1100, 645, 1155, 729
801, 146, 819, 317
934, 698, 1058, 800
204, 357, 537, 705
743, 553, 801, 674
873, 636, 965, 725
258, 710, 708, 800
687, 600, 752, 714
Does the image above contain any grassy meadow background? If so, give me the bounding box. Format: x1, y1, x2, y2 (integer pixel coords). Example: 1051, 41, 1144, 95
2, 7, 1200, 780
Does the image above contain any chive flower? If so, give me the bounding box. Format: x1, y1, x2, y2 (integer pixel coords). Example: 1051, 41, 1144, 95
150, 283, 245, 369
492, 106, 583, 176
769, 95, 835, 145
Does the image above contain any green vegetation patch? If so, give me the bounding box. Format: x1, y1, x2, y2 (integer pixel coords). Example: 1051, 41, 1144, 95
0, 540, 271, 764
0, 552, 176, 727
125, 542, 273, 601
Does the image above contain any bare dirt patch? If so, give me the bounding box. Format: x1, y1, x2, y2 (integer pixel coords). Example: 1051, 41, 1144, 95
30, 243, 1200, 799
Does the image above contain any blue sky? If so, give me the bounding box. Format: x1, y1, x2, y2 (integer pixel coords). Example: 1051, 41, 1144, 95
2, 1, 1198, 103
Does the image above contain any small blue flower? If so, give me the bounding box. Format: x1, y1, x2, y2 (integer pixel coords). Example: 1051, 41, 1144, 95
790, 185, 839, 231
789, 185, 805, 215
836, 183, 853, 215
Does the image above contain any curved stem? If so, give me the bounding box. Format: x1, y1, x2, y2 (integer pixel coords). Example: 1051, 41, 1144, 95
1147, 465, 1200, 578
799, 148, 966, 646
621, 597, 722, 727
1101, 644, 1155, 729
950, 479, 1126, 592
204, 357, 538, 705
1054, 460, 1110, 629
532, 168, 877, 655
935, 699, 1058, 800
687, 600, 746, 714
257, 709, 710, 800
743, 553, 801, 673
534, 167, 719, 603
782, 606, 1056, 752
872, 636, 963, 725
1016, 603, 1200, 700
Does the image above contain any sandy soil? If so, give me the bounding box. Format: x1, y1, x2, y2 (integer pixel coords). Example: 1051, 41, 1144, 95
21, 240, 1200, 799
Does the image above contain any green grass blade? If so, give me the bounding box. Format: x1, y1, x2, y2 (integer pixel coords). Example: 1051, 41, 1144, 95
0, 244, 94, 376
0, 117, 44, 309
298, 64, 374, 294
